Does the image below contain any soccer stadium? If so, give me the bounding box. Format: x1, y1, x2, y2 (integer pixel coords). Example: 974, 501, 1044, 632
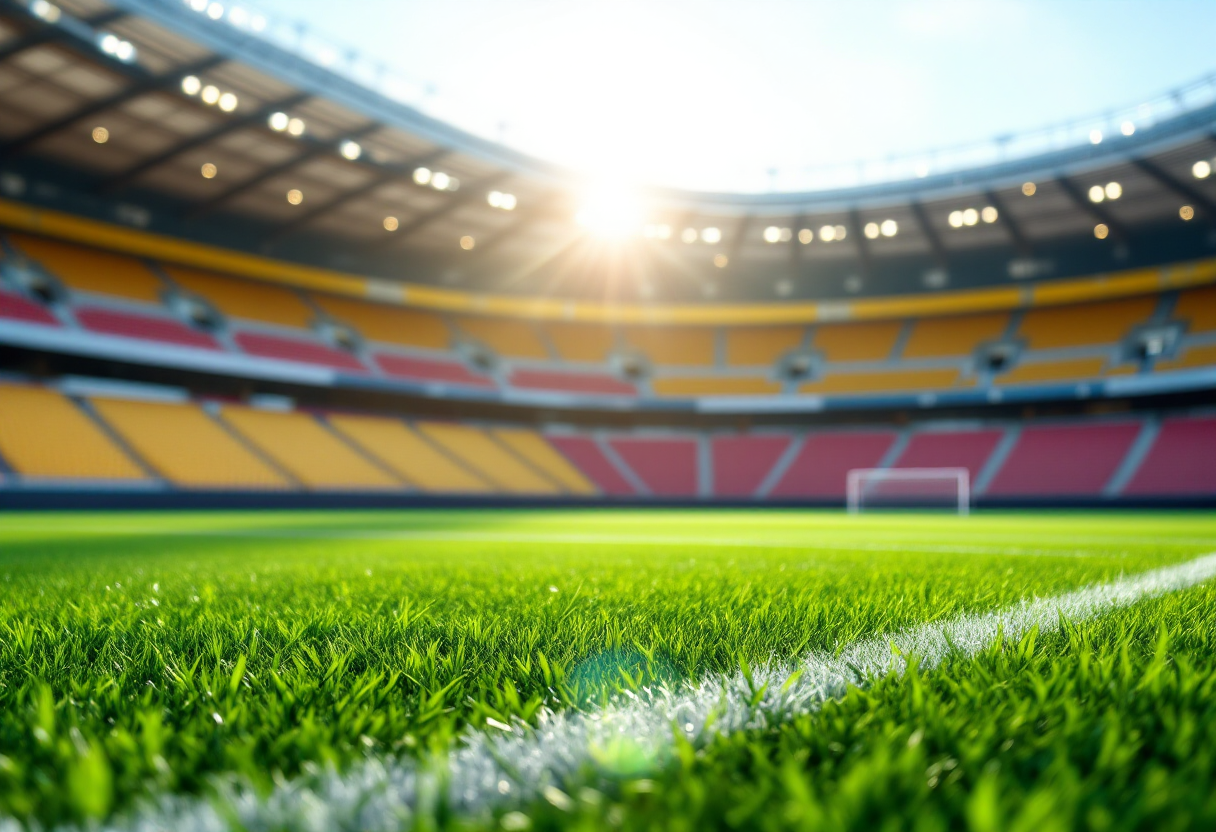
1, 0, 1215, 829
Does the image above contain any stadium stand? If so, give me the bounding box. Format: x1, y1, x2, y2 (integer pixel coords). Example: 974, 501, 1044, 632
454, 316, 550, 360
607, 436, 700, 496
1017, 297, 1157, 349
725, 326, 806, 366
90, 398, 288, 488
622, 327, 716, 366
1173, 286, 1216, 332
0, 385, 145, 481
1123, 416, 1216, 496
711, 434, 793, 497
984, 422, 1142, 496
1155, 344, 1216, 373
995, 357, 1108, 386
491, 428, 597, 495
74, 307, 221, 349
312, 296, 452, 350
326, 415, 492, 493
1, 290, 60, 326
8, 235, 164, 302
507, 369, 635, 396
902, 313, 1010, 358
544, 436, 637, 496
219, 406, 400, 489
651, 376, 783, 397
892, 429, 1004, 478
769, 431, 897, 498
162, 266, 316, 329
799, 368, 963, 395
544, 322, 617, 362
232, 332, 367, 371
373, 353, 495, 387
415, 422, 561, 493
812, 321, 904, 362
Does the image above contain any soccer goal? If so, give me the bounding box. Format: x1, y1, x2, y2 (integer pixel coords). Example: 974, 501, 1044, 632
846, 467, 971, 515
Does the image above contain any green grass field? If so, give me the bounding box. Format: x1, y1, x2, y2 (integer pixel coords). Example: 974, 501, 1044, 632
1, 509, 1215, 831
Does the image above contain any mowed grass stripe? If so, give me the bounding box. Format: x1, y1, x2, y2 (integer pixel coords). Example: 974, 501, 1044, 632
62, 551, 1216, 832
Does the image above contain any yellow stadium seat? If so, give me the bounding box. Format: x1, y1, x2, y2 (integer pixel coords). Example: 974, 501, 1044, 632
90, 398, 288, 488
327, 414, 491, 493
220, 406, 400, 489
996, 357, 1106, 385
162, 266, 315, 329
416, 422, 559, 493
902, 313, 1009, 358
1154, 343, 1216, 372
1173, 287, 1216, 333
313, 295, 451, 349
9, 234, 163, 303
1017, 296, 1155, 349
622, 326, 716, 366
544, 322, 616, 362
651, 376, 783, 396
455, 316, 550, 359
725, 326, 805, 366
491, 428, 596, 494
812, 321, 904, 362
799, 368, 962, 395
0, 385, 145, 480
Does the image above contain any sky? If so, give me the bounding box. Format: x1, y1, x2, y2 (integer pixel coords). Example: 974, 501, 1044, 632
250, 0, 1216, 193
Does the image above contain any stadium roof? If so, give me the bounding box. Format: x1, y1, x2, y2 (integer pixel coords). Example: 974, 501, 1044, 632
2, 0, 1216, 303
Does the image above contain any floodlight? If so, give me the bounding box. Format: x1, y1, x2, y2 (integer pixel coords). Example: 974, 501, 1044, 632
948, 211, 963, 228
207, 3, 224, 20
1089, 129, 1103, 144
500, 193, 517, 210
218, 92, 238, 112
681, 227, 698, 244
962, 209, 978, 226
763, 226, 781, 243
268, 112, 289, 131
798, 228, 812, 244
1105, 182, 1122, 200
459, 235, 475, 250
1093, 223, 1109, 239
181, 75, 201, 95
91, 126, 109, 144
383, 216, 399, 231
880, 219, 897, 237
487, 191, 503, 208
200, 162, 217, 179
413, 167, 432, 185
339, 140, 362, 161
981, 206, 998, 223
1121, 121, 1135, 136
1088, 185, 1105, 203
201, 85, 220, 105
432, 172, 451, 190
1193, 160, 1212, 179
286, 188, 303, 205
286, 117, 305, 136
864, 222, 879, 239
1180, 205, 1195, 221
1022, 181, 1036, 196
778, 227, 792, 242
701, 227, 722, 244
833, 224, 847, 240
30, 0, 61, 22
819, 225, 835, 242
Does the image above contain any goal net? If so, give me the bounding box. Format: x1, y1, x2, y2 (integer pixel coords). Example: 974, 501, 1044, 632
846, 467, 971, 514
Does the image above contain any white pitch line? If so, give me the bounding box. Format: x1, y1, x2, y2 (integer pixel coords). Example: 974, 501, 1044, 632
39, 550, 1216, 832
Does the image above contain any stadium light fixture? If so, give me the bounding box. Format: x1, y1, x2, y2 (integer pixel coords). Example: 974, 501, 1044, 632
181, 76, 202, 95
576, 187, 643, 239
819, 225, 836, 242
713, 254, 729, 268
30, 0, 61, 22
1193, 160, 1212, 179
981, 206, 998, 223
1093, 223, 1109, 239
1089, 129, 1103, 144
1022, 182, 1036, 196
207, 3, 224, 20
286, 188, 303, 205
681, 227, 698, 244
864, 222, 880, 240
880, 219, 898, 237
383, 216, 399, 231
268, 112, 289, 131
1088, 185, 1105, 203
98, 33, 136, 63
798, 228, 813, 244
189, 0, 208, 11
459, 235, 475, 250
764, 226, 782, 243
201, 85, 220, 105
339, 140, 362, 161
962, 208, 978, 226
432, 172, 451, 190
286, 118, 306, 137
834, 224, 847, 240
200, 162, 217, 179
1180, 205, 1195, 221
218, 92, 238, 112
701, 227, 722, 244
92, 126, 109, 144
413, 167, 432, 185
487, 191, 517, 210
948, 211, 963, 228
1121, 121, 1135, 136
1105, 182, 1122, 200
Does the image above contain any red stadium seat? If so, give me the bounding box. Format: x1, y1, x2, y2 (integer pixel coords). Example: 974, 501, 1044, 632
711, 435, 792, 497
374, 353, 495, 388
1123, 417, 1216, 496
0, 291, 60, 327
985, 423, 1140, 496
769, 431, 897, 498
74, 307, 219, 350
234, 332, 366, 371
546, 436, 637, 496
892, 429, 1004, 480
608, 437, 699, 496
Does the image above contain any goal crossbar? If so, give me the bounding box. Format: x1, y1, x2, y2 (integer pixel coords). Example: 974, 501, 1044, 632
846, 467, 970, 515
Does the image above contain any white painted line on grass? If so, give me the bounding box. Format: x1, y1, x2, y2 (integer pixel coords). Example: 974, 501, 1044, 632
50, 550, 1216, 832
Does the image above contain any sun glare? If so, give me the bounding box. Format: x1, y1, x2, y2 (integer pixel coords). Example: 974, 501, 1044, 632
576, 187, 643, 239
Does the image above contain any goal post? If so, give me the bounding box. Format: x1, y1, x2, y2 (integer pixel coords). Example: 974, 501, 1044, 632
846, 467, 971, 515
